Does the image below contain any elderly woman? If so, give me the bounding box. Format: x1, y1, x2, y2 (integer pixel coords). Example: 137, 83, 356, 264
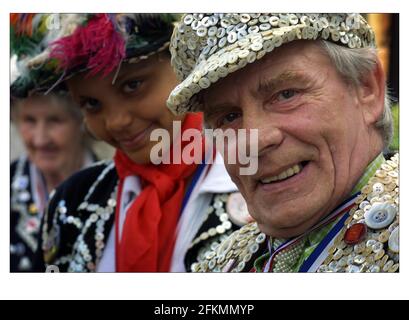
10, 91, 97, 272
20, 13, 246, 273
10, 15, 99, 272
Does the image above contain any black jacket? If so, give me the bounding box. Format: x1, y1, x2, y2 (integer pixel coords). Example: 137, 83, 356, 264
34, 160, 241, 272
10, 157, 42, 272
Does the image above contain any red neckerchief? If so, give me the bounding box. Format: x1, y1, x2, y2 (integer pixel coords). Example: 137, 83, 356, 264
114, 113, 204, 272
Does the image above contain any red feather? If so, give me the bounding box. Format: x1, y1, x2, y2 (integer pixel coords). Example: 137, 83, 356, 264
50, 14, 126, 78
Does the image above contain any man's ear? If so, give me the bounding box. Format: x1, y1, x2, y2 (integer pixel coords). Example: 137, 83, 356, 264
356, 57, 386, 126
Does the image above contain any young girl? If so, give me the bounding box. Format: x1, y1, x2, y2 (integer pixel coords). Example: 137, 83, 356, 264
23, 13, 249, 272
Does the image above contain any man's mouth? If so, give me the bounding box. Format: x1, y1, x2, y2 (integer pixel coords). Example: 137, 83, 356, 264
259, 161, 309, 185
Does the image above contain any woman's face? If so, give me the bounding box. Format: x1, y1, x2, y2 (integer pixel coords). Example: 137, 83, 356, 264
15, 95, 84, 175
67, 53, 183, 164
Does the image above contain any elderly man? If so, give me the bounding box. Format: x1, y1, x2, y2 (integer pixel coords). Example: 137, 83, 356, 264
167, 13, 399, 273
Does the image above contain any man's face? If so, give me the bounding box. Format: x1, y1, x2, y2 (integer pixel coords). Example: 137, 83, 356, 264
203, 40, 381, 238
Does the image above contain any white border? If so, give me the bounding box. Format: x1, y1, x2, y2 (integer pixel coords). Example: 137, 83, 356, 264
1, 0, 407, 300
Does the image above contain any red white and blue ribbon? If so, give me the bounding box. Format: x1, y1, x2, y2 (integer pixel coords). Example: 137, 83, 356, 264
263, 193, 360, 272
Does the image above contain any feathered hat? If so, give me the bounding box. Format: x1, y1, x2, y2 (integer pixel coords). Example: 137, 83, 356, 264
10, 13, 180, 98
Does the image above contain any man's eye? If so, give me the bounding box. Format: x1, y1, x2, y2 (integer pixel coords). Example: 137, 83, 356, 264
277, 89, 297, 101
123, 80, 143, 94
81, 98, 101, 113
218, 112, 242, 127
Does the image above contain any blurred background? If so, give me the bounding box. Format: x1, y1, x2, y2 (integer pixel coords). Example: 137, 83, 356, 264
10, 13, 399, 161
366, 13, 399, 152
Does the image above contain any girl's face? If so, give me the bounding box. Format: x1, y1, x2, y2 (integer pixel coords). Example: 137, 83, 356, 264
67, 53, 183, 164
15, 95, 84, 175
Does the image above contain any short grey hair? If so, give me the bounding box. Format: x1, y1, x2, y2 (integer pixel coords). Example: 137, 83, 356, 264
319, 40, 394, 148
11, 91, 83, 123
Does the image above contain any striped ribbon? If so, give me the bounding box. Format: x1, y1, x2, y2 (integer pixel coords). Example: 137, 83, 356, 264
263, 193, 360, 272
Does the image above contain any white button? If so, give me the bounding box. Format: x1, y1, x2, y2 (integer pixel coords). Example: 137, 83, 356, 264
184, 14, 194, 25
217, 27, 226, 38
207, 70, 218, 83
272, 36, 283, 47
222, 221, 233, 230
221, 18, 230, 28
321, 28, 330, 40
259, 15, 270, 23
209, 16, 219, 26
217, 54, 228, 67
331, 30, 340, 42
198, 77, 211, 89
372, 241, 383, 253
228, 52, 238, 64
191, 20, 201, 31
278, 19, 290, 28
381, 163, 392, 171
286, 30, 296, 42
216, 225, 226, 234
250, 42, 263, 52
217, 66, 228, 78
359, 200, 370, 210
263, 40, 274, 52
259, 23, 271, 31
18, 191, 30, 202
248, 26, 259, 34
201, 16, 210, 27
256, 233, 266, 244
248, 18, 259, 27
372, 182, 384, 195
209, 45, 218, 56
289, 14, 299, 25
388, 227, 399, 253
226, 193, 253, 227
235, 23, 246, 32
269, 16, 279, 27
238, 49, 250, 59
387, 171, 398, 178
383, 260, 394, 272
364, 203, 397, 229
246, 51, 257, 63
237, 261, 246, 271
249, 243, 259, 253
187, 39, 197, 50
257, 50, 266, 60
15, 176, 29, 190
226, 25, 235, 34
207, 36, 217, 47
227, 31, 237, 43
240, 14, 251, 23
197, 26, 207, 37
238, 38, 250, 47
208, 26, 218, 37
218, 37, 227, 48
207, 61, 218, 72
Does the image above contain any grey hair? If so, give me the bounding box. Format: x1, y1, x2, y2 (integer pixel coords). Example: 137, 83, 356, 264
319, 40, 394, 149
11, 91, 83, 123
11, 91, 93, 149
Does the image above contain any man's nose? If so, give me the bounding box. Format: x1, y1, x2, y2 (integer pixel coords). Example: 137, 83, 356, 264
242, 109, 284, 156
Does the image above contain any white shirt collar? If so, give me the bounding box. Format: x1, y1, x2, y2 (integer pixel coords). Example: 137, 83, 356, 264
198, 152, 238, 194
